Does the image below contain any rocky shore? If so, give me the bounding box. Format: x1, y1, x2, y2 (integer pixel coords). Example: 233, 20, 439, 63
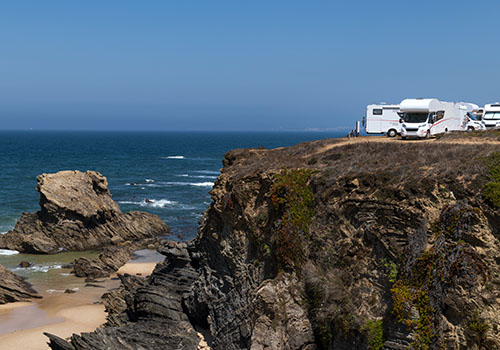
0, 133, 497, 349
0, 170, 169, 254
41, 132, 500, 350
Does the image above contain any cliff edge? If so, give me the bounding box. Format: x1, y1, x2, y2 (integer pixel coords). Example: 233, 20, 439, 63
47, 133, 500, 350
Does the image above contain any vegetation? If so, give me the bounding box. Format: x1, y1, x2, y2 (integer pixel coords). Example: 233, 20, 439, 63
469, 311, 489, 346
271, 168, 316, 270
482, 151, 500, 208
362, 320, 384, 350
381, 258, 398, 283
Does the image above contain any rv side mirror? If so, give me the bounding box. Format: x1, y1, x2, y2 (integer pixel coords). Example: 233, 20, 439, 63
399, 119, 403, 123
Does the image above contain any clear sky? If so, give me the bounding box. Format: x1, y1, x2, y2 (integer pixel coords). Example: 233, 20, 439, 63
1, 1, 499, 131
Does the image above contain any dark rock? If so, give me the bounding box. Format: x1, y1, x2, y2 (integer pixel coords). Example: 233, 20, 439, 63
46, 137, 500, 349
19, 261, 32, 268
0, 170, 170, 254
64, 288, 77, 294
85, 284, 105, 288
0, 264, 40, 303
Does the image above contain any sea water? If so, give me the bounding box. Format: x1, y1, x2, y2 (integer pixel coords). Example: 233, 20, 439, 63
0, 131, 343, 241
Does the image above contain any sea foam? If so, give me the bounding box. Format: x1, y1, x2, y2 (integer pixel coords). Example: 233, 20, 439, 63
0, 249, 19, 256
165, 156, 185, 159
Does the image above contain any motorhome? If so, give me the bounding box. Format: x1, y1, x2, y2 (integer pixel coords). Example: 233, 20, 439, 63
363, 104, 401, 137
399, 98, 470, 139
482, 103, 500, 128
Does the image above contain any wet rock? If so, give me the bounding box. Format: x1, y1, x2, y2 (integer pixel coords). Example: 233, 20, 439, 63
19, 261, 32, 268
0, 264, 40, 303
64, 288, 77, 294
0, 170, 170, 254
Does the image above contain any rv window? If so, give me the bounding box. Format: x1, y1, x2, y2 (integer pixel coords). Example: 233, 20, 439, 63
435, 111, 444, 121
373, 109, 383, 115
483, 112, 500, 120
403, 113, 428, 123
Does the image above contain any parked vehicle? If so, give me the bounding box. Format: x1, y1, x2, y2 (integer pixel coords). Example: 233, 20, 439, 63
482, 103, 500, 128
363, 104, 401, 137
399, 98, 470, 139
465, 112, 486, 131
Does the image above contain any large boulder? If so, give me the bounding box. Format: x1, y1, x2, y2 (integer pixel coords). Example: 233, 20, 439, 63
0, 264, 40, 303
0, 170, 170, 253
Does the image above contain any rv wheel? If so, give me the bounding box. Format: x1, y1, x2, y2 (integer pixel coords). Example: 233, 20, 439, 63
387, 129, 397, 138
467, 126, 474, 132
425, 131, 431, 139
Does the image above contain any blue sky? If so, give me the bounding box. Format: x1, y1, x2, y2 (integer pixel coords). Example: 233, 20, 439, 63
1, 1, 498, 131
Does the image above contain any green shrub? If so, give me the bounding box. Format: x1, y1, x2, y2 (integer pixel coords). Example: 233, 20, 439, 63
271, 168, 316, 270
482, 151, 500, 208
363, 320, 384, 350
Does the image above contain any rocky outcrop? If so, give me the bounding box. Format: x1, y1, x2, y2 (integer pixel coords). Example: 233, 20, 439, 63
72, 240, 161, 280
0, 170, 170, 253
0, 264, 40, 303
47, 134, 500, 349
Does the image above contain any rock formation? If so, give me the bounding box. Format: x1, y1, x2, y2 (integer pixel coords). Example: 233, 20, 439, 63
47, 133, 500, 349
0, 170, 170, 254
0, 264, 40, 303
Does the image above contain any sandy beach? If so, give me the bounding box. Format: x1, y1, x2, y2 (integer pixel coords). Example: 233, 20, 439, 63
0, 257, 159, 350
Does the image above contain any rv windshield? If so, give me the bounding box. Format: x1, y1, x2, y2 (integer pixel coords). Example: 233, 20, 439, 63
403, 113, 428, 123
483, 112, 500, 120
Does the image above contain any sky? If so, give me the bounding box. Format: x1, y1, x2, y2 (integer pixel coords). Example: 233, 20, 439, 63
1, 0, 499, 131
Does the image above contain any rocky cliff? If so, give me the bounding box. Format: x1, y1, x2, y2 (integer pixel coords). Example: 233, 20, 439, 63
0, 170, 169, 254
47, 133, 500, 350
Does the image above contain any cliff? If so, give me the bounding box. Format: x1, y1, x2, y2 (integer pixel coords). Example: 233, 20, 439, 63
47, 133, 500, 350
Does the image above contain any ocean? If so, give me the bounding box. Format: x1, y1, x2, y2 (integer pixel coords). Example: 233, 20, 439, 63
0, 131, 344, 241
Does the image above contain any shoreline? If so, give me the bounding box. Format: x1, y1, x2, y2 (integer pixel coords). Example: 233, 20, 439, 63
0, 257, 159, 350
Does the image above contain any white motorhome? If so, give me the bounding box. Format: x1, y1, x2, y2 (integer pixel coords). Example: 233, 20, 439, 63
363, 104, 401, 137
482, 103, 500, 128
399, 98, 469, 139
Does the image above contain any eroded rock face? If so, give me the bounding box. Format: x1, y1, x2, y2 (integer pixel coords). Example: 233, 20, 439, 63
47, 136, 500, 349
0, 264, 40, 303
0, 171, 170, 253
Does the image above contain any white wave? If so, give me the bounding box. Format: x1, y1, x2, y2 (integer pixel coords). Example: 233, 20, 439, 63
59, 273, 71, 276
161, 181, 214, 187
192, 175, 218, 179
165, 155, 185, 159
0, 249, 19, 255
12, 264, 62, 273
177, 174, 189, 177
191, 182, 214, 187
145, 179, 155, 183
119, 199, 177, 208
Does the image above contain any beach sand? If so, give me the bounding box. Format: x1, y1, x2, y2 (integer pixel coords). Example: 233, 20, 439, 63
0, 253, 160, 350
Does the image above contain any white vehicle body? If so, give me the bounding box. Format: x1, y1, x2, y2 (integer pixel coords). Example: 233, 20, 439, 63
363, 104, 401, 137
400, 98, 469, 139
482, 103, 500, 128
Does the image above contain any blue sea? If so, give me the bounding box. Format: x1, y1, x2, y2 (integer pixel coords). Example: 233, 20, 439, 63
0, 131, 343, 241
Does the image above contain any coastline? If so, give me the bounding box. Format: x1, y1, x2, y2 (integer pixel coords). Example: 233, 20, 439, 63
0, 256, 159, 350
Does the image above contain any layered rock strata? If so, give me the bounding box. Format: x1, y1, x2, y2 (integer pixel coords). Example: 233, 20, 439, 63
47, 134, 500, 349
0, 264, 40, 303
0, 170, 170, 254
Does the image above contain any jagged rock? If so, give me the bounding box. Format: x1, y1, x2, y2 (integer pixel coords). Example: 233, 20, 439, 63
0, 264, 40, 303
47, 135, 500, 349
0, 170, 170, 253
72, 240, 161, 279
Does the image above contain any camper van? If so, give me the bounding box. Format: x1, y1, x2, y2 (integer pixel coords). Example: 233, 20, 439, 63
482, 103, 500, 128
399, 99, 470, 139
363, 104, 401, 137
